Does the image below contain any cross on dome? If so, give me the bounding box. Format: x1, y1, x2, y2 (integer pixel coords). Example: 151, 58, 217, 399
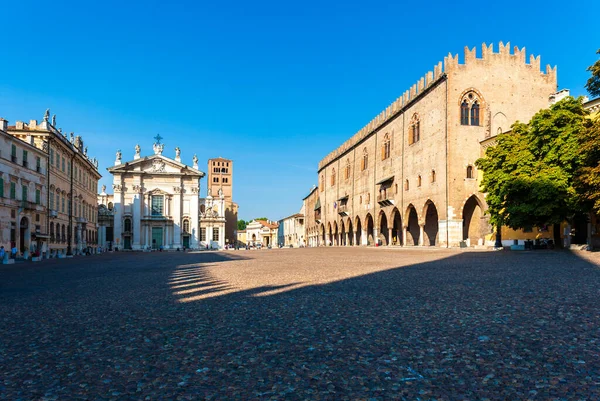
153, 133, 163, 144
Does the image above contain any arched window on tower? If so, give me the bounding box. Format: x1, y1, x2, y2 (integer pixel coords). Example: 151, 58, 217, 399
361, 148, 368, 171
330, 168, 336, 186
460, 91, 483, 126
382, 133, 391, 160
471, 101, 480, 126
460, 100, 469, 125
345, 159, 351, 180
409, 114, 420, 145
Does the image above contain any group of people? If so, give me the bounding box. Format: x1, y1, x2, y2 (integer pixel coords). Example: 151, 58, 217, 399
0, 244, 19, 260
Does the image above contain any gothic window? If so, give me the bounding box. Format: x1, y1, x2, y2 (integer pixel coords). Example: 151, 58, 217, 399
466, 165, 474, 179
471, 102, 480, 126
417, 175, 422, 187
409, 114, 420, 145
382, 134, 391, 160
183, 219, 190, 233
461, 100, 469, 125
124, 218, 132, 232
345, 159, 351, 180
460, 91, 483, 126
361, 148, 368, 171
431, 169, 436, 183
405, 179, 409, 191
331, 168, 336, 186
151, 195, 164, 216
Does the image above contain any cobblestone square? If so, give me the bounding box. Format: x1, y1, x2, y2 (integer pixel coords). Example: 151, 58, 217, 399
2, 248, 600, 400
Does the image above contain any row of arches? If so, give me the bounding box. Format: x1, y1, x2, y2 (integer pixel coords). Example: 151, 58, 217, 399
306, 195, 485, 247
49, 223, 98, 245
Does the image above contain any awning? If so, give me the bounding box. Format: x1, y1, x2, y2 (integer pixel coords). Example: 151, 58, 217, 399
376, 175, 395, 185
337, 195, 349, 201
314, 198, 321, 210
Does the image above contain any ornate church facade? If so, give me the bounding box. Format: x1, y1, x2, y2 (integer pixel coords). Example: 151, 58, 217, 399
304, 43, 558, 248
102, 138, 226, 250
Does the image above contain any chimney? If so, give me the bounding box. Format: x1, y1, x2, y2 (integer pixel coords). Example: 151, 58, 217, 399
0, 118, 7, 131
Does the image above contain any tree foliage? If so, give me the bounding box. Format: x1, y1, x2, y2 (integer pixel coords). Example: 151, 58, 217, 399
476, 97, 591, 229
574, 115, 600, 213
237, 220, 247, 231
586, 49, 600, 98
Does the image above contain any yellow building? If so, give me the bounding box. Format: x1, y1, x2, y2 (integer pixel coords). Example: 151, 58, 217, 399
7, 111, 101, 256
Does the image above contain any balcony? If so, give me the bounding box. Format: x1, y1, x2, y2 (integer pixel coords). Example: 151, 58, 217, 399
377, 192, 395, 207
21, 200, 38, 210
337, 203, 349, 216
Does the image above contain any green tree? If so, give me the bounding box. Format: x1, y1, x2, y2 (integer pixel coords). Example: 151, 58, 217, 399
254, 217, 268, 221
574, 116, 600, 213
476, 97, 590, 230
586, 49, 600, 98
237, 220, 247, 231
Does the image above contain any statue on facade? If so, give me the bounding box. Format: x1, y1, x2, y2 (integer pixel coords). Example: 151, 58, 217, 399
192, 154, 198, 164
175, 147, 181, 158
135, 144, 141, 156
70, 132, 74, 143
153, 142, 164, 155
43, 109, 50, 122
102, 184, 106, 193
207, 188, 212, 197
116, 149, 122, 161
218, 188, 223, 197
84, 146, 88, 155
51, 114, 56, 126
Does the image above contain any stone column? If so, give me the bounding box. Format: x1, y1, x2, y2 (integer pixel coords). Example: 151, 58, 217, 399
402, 226, 408, 246
388, 228, 393, 246
352, 231, 357, 246
419, 224, 425, 246
373, 228, 378, 246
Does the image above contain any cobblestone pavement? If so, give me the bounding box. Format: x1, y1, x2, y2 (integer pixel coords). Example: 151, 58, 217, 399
2, 248, 600, 400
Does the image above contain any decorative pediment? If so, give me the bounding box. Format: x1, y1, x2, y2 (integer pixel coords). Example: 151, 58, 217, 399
107, 154, 204, 178
147, 187, 171, 196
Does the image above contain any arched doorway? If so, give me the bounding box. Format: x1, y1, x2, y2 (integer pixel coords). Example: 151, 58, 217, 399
333, 222, 339, 246
327, 223, 333, 246
365, 214, 374, 245
340, 220, 346, 246
406, 205, 420, 246
347, 219, 354, 246
379, 211, 389, 246
391, 208, 403, 246
463, 195, 484, 246
19, 217, 30, 253
355, 217, 362, 246
423, 200, 439, 246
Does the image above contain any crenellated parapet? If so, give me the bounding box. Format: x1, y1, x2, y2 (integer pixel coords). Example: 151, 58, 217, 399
318, 42, 557, 171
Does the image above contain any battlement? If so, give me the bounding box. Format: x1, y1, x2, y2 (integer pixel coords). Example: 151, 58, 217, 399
317, 42, 557, 171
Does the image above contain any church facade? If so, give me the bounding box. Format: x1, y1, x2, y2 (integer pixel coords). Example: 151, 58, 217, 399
305, 43, 558, 248
104, 139, 226, 250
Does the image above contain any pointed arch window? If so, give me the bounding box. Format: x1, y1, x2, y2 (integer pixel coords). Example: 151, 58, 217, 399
460, 100, 469, 125
345, 159, 351, 180
431, 169, 436, 183
409, 114, 420, 145
417, 175, 422, 187
330, 168, 336, 186
361, 148, 368, 171
460, 91, 483, 126
471, 102, 480, 126
405, 179, 409, 191
183, 219, 190, 233
382, 134, 391, 160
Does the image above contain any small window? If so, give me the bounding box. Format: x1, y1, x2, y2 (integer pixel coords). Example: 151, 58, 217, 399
461, 100, 469, 125
359, 195, 362, 204
183, 219, 190, 233
395, 183, 398, 194
431, 170, 436, 183
417, 175, 422, 187
466, 165, 474, 179
405, 179, 409, 191
409, 114, 420, 145
11, 144, 16, 157
213, 177, 219, 183
345, 159, 351, 180
331, 169, 336, 186
200, 227, 207, 241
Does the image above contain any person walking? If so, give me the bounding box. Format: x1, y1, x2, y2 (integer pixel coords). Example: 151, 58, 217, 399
11, 244, 17, 259
0, 246, 5, 260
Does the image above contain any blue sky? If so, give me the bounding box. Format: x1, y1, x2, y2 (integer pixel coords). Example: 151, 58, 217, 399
0, 0, 597, 221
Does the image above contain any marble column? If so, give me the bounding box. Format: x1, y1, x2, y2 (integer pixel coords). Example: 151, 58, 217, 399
419, 225, 425, 246
388, 228, 393, 246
